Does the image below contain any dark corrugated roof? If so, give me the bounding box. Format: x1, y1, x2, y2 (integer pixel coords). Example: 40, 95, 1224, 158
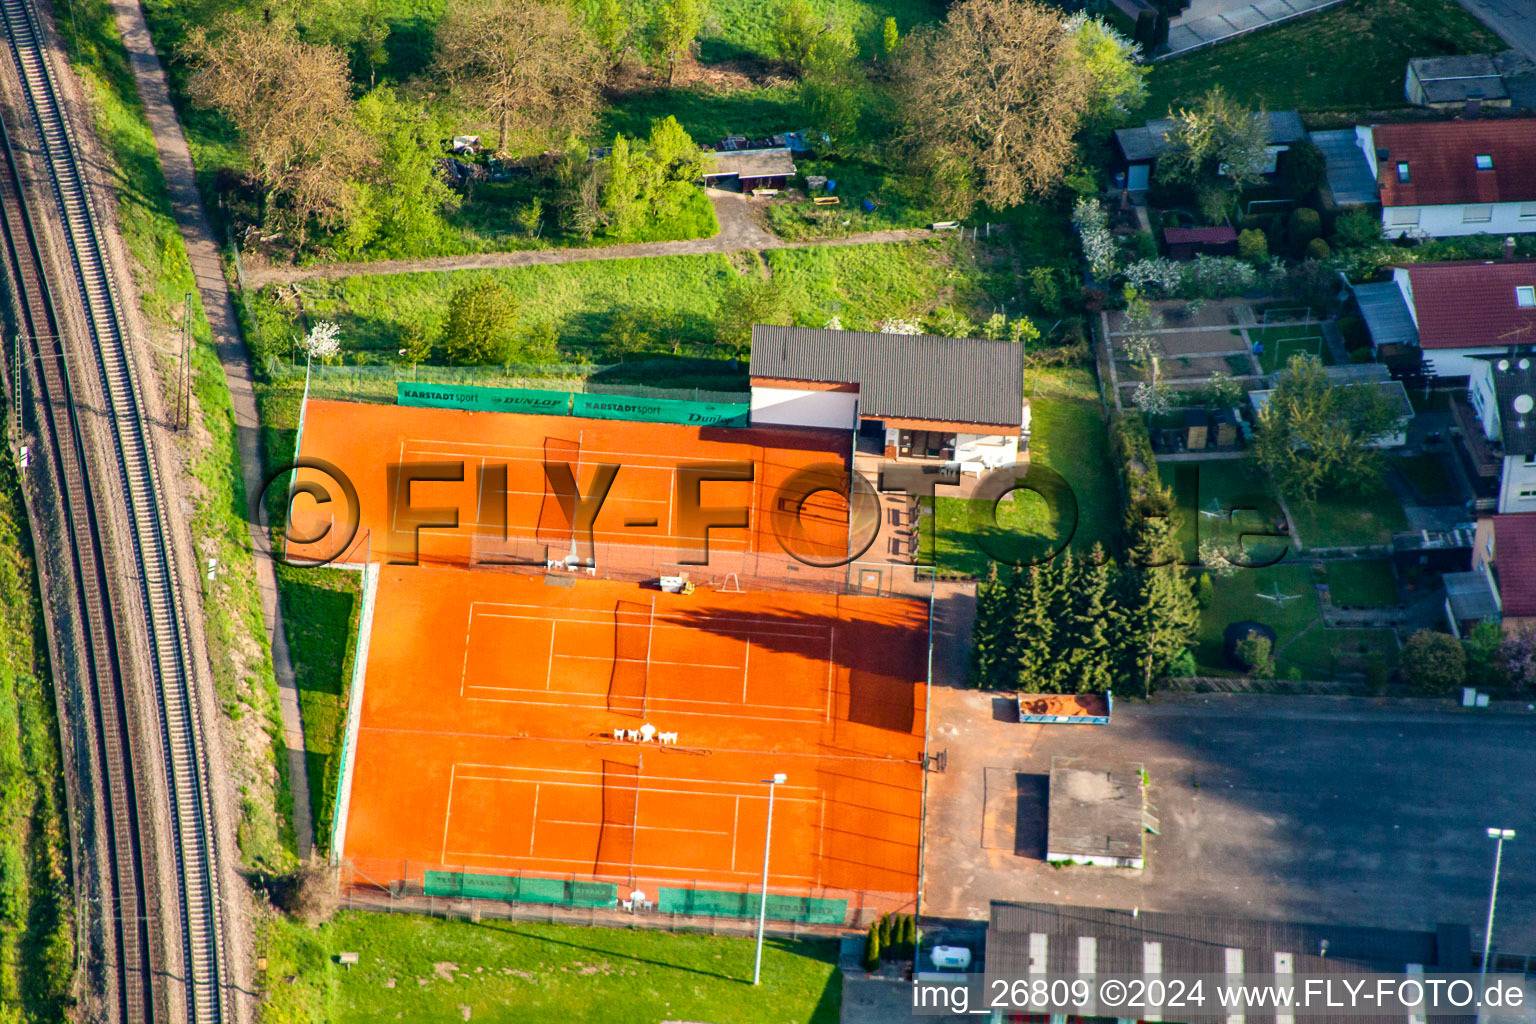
1312, 129, 1379, 206
1114, 111, 1307, 164
1354, 281, 1420, 349
1487, 351, 1536, 455
748, 325, 1025, 427
1164, 226, 1238, 245
987, 902, 1452, 975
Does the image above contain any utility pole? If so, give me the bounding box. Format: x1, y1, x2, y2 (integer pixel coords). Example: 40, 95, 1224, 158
1480, 827, 1516, 996
753, 773, 786, 986
177, 292, 193, 430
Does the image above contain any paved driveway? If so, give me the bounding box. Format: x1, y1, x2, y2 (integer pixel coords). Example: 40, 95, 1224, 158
1458, 0, 1536, 63
924, 690, 1536, 952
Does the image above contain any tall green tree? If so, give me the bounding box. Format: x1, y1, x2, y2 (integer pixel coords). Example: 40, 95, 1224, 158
1156, 86, 1271, 189
590, 0, 634, 68
801, 30, 863, 148
1063, 13, 1148, 122
897, 0, 1093, 210
1012, 564, 1055, 691
346, 87, 462, 257
969, 563, 1012, 688
433, 0, 604, 155
772, 0, 822, 70
647, 0, 704, 85
1251, 355, 1403, 501
1120, 512, 1199, 694
600, 134, 644, 236
1066, 548, 1117, 694
444, 278, 518, 364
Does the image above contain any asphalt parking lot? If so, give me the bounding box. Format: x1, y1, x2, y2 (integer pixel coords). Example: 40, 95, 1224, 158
923, 690, 1536, 952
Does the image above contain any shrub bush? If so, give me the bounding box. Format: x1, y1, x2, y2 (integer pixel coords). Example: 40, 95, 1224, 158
1195, 572, 1214, 609
1332, 208, 1383, 249
1237, 228, 1268, 264
1305, 237, 1331, 260
1281, 140, 1328, 201
1288, 208, 1322, 252
1402, 629, 1466, 695
1337, 315, 1368, 350
864, 922, 881, 971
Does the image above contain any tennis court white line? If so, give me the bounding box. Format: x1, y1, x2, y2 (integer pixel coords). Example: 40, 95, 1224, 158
441, 849, 816, 882
452, 762, 819, 796
453, 773, 821, 799
470, 605, 831, 641
439, 763, 457, 863
536, 818, 732, 838
529, 782, 540, 853
731, 796, 740, 872
459, 603, 474, 698
461, 689, 830, 720
546, 620, 557, 689
405, 442, 697, 472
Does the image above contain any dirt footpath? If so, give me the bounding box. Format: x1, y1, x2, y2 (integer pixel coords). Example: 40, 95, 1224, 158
245, 190, 937, 288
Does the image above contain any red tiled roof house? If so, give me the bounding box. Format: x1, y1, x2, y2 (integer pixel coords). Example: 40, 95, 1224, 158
1370, 259, 1536, 379
1358, 119, 1536, 238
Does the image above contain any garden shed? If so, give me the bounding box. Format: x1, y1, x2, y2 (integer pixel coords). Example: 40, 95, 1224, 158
700, 146, 796, 192
1164, 226, 1238, 260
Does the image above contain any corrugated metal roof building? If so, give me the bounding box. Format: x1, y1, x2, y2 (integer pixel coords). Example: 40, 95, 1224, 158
986, 901, 1474, 1024
748, 325, 1028, 462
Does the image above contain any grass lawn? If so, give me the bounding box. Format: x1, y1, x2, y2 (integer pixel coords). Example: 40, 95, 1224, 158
1159, 457, 1290, 567
1142, 0, 1503, 118
1324, 558, 1399, 608
923, 368, 1115, 576
274, 566, 362, 854
1394, 452, 1456, 502
1286, 483, 1408, 549
1194, 563, 1320, 673
284, 237, 1020, 364
0, 462, 73, 1016
1281, 624, 1400, 677
1246, 325, 1332, 375
262, 912, 840, 1024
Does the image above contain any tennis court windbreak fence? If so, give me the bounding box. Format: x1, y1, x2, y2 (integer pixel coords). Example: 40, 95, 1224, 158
345, 859, 912, 926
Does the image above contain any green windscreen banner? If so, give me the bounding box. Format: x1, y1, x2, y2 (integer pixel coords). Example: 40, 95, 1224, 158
571, 392, 751, 427
396, 382, 572, 416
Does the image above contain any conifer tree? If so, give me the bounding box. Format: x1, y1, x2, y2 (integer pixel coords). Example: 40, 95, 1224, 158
1121, 513, 1199, 694
1068, 546, 1117, 694
1013, 564, 1054, 691
969, 562, 1009, 688
864, 921, 881, 970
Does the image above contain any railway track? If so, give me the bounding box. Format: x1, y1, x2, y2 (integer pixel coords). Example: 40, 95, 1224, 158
0, 0, 227, 1020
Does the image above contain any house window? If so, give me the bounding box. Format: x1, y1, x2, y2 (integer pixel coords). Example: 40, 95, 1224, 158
1463, 205, 1494, 223
1518, 286, 1536, 307
1476, 154, 1494, 170
1388, 208, 1421, 226
1396, 162, 1410, 182
1520, 488, 1536, 500
1522, 203, 1536, 220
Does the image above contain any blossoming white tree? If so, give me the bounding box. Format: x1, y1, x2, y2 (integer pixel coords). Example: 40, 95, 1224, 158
298, 320, 342, 363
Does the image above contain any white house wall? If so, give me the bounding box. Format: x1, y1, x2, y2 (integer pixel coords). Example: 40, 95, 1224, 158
748, 386, 858, 430
1469, 360, 1501, 438
1499, 455, 1536, 513
1381, 203, 1536, 239
1422, 347, 1505, 379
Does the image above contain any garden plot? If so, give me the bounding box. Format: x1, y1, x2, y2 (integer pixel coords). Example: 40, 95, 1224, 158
1117, 353, 1248, 382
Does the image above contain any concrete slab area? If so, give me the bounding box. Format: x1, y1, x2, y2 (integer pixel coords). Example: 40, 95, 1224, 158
1458, 0, 1536, 63
923, 689, 1536, 953
1163, 0, 1346, 56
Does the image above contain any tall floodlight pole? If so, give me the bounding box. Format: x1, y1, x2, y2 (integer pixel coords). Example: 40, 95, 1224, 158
1480, 827, 1516, 997
753, 773, 787, 986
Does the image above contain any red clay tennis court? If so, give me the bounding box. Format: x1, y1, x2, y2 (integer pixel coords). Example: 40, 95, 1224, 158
289, 400, 856, 575
337, 567, 929, 912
